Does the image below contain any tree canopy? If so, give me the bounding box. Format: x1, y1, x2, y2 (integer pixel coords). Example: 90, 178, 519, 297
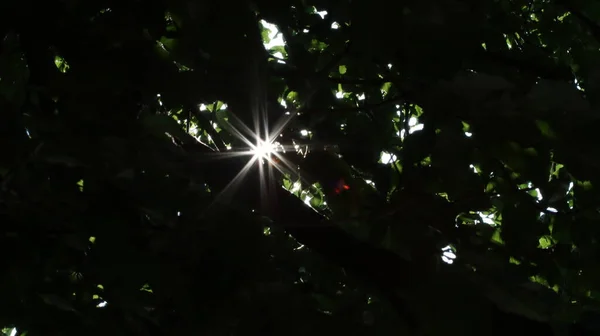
2, 0, 600, 335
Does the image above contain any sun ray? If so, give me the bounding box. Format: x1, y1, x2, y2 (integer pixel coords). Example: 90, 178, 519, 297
202, 107, 310, 211
226, 113, 261, 148
207, 154, 258, 205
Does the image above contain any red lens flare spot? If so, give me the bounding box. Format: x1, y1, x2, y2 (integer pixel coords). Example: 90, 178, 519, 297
333, 178, 350, 194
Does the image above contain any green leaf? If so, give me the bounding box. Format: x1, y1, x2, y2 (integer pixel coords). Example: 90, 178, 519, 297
269, 45, 287, 57
380, 82, 392, 96
491, 228, 504, 245
535, 120, 556, 139
261, 27, 272, 45
310, 194, 324, 208
338, 65, 347, 75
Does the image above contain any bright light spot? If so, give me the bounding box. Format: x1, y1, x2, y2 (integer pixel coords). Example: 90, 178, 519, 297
300, 129, 309, 136
304, 195, 313, 205
9, 328, 16, 336
469, 164, 478, 173
546, 207, 558, 213
442, 254, 455, 264
331, 22, 340, 29
465, 132, 472, 137
97, 301, 108, 308
364, 179, 376, 188
220, 103, 228, 110
535, 188, 543, 201
335, 91, 344, 99
409, 124, 424, 134
189, 124, 199, 136
199, 104, 208, 111
408, 117, 418, 127
251, 139, 275, 161
303, 29, 310, 33
405, 117, 425, 134
388, 63, 393, 69
479, 212, 496, 225
380, 151, 397, 164
357, 93, 366, 100
291, 181, 302, 193
316, 10, 328, 19
441, 246, 456, 264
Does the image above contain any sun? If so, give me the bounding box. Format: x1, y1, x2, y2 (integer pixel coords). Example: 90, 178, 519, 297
203, 108, 299, 206
250, 138, 276, 162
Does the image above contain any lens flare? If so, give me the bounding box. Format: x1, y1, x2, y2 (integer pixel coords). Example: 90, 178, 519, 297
203, 109, 300, 208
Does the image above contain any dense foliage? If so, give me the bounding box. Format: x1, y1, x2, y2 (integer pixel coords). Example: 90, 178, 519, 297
2, 0, 600, 335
